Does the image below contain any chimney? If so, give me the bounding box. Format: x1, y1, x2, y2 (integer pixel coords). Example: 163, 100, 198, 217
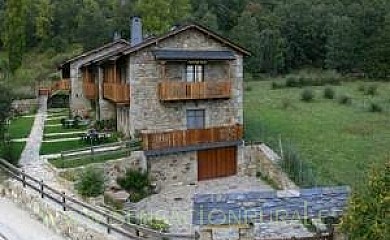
131, 17, 143, 47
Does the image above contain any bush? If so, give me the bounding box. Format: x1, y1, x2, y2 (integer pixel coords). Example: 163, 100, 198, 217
369, 102, 383, 113
323, 87, 335, 99
365, 85, 378, 96
245, 85, 253, 91
339, 95, 352, 105
301, 89, 315, 102
358, 85, 366, 92
286, 77, 299, 87
75, 167, 105, 197
271, 81, 283, 89
117, 169, 150, 192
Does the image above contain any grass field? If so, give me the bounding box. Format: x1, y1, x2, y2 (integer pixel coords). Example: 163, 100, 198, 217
8, 116, 35, 139
49, 150, 129, 169
244, 80, 390, 189
0, 142, 26, 164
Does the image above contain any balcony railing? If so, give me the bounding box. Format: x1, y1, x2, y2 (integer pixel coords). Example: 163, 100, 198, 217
141, 124, 243, 151
51, 79, 71, 92
83, 81, 97, 100
158, 81, 232, 101
103, 83, 130, 103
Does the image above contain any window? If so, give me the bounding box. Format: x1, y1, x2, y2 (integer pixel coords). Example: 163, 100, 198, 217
186, 109, 205, 129
186, 64, 204, 82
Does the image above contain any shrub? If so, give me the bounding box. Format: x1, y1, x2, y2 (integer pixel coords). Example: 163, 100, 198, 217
365, 85, 378, 96
286, 77, 299, 87
358, 85, 366, 92
245, 85, 253, 91
117, 169, 150, 192
75, 167, 104, 197
146, 218, 170, 232
301, 89, 315, 102
323, 87, 335, 99
339, 95, 352, 105
271, 81, 283, 89
369, 102, 383, 113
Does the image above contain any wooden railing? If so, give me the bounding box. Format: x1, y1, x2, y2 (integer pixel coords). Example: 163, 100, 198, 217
83, 81, 97, 99
103, 83, 130, 103
142, 124, 243, 151
51, 79, 71, 92
0, 158, 198, 239
158, 81, 232, 101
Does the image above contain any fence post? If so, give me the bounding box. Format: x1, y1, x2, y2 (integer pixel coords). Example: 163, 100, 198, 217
40, 180, 44, 198
22, 170, 26, 188
107, 216, 111, 234
62, 192, 66, 211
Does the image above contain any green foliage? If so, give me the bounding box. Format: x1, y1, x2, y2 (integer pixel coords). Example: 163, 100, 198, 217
339, 95, 352, 105
117, 169, 150, 202
364, 85, 378, 96
117, 169, 150, 193
135, 0, 191, 35
342, 163, 390, 239
75, 167, 105, 197
323, 87, 335, 99
368, 103, 383, 113
2, 0, 27, 73
301, 89, 314, 102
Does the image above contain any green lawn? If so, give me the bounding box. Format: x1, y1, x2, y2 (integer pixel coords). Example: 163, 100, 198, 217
8, 117, 35, 139
43, 132, 83, 140
40, 141, 94, 155
40, 138, 118, 155
49, 150, 129, 169
0, 142, 26, 164
43, 125, 87, 134
244, 80, 390, 189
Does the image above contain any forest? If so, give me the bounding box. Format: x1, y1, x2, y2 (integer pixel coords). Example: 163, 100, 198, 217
1, 0, 390, 79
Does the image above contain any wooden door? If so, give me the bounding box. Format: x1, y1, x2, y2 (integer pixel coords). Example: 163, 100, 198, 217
197, 147, 237, 181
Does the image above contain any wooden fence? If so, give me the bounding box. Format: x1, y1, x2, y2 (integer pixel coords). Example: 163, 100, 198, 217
255, 233, 334, 240
0, 158, 198, 239
158, 81, 231, 101
142, 124, 243, 151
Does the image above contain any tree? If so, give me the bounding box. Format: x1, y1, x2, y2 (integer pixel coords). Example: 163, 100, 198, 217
0, 84, 13, 143
342, 162, 390, 239
2, 0, 28, 73
258, 29, 286, 75
136, 0, 191, 35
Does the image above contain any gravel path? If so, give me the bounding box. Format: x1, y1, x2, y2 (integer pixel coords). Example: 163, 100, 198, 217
0, 198, 66, 240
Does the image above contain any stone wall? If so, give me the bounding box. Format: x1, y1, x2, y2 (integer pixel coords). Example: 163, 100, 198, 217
245, 144, 298, 190
11, 99, 38, 115
54, 151, 147, 189
129, 29, 244, 136
0, 181, 116, 240
69, 41, 127, 117
148, 151, 198, 187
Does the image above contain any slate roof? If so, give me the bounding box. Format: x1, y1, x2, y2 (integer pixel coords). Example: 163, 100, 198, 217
192, 186, 350, 226
152, 50, 236, 61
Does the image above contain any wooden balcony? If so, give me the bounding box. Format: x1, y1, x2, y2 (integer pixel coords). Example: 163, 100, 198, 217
83, 81, 97, 100
103, 83, 130, 104
158, 81, 232, 101
141, 124, 243, 151
51, 79, 71, 92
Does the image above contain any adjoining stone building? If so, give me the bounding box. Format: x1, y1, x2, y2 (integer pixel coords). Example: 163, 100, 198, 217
59, 19, 252, 185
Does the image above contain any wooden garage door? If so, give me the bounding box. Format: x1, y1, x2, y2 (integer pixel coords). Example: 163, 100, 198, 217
198, 147, 237, 181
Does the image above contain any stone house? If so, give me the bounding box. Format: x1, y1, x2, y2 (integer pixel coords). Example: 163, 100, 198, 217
60, 19, 253, 185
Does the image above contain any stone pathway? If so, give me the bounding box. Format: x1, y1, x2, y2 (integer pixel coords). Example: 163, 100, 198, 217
16, 97, 125, 239
133, 176, 273, 233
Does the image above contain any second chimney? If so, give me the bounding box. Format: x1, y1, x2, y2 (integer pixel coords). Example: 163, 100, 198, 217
131, 17, 143, 47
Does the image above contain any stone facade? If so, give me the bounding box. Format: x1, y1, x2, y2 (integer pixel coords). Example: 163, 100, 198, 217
149, 151, 198, 186
128, 29, 244, 135
68, 41, 128, 118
